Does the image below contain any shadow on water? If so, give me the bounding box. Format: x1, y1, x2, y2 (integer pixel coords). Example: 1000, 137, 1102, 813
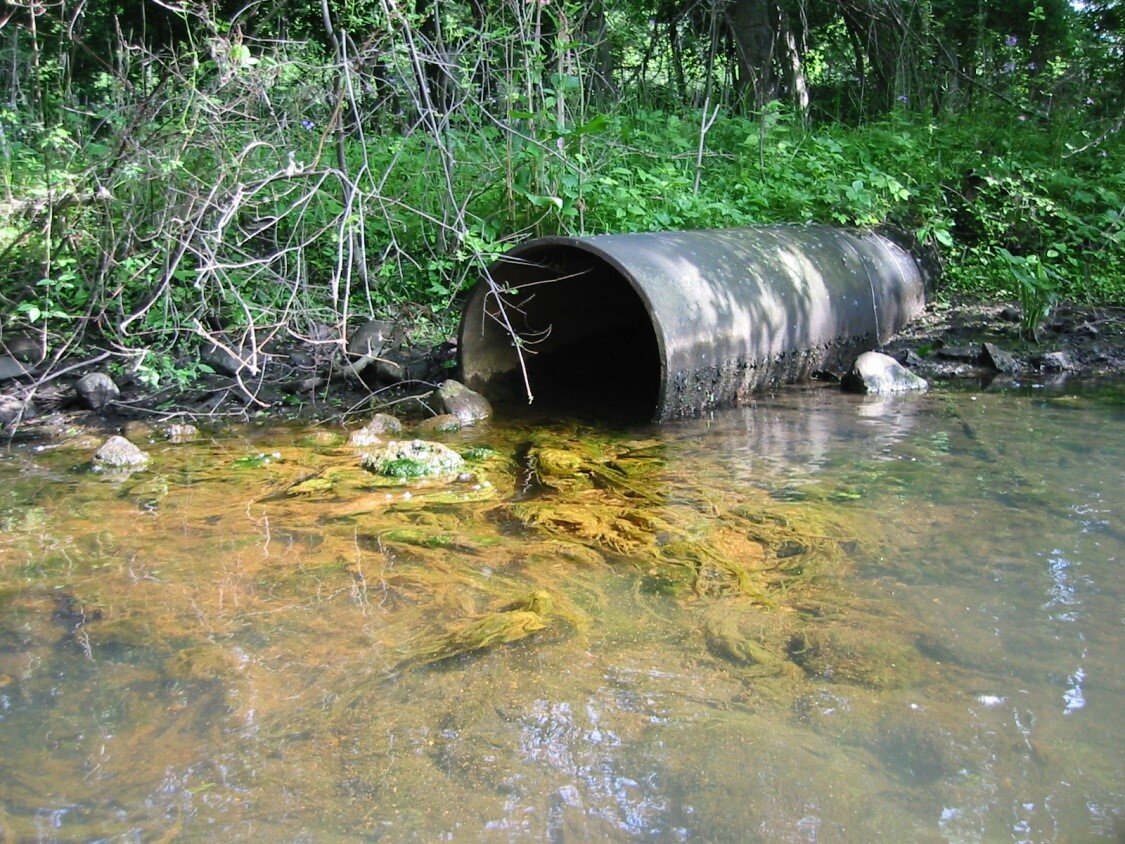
0, 380, 1122, 839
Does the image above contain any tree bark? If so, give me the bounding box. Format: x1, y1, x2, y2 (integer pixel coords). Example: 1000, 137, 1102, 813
778, 6, 809, 124
725, 0, 779, 110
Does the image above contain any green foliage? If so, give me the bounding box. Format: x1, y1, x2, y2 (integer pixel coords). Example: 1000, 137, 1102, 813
129, 354, 215, 391
997, 249, 1060, 339
0, 0, 1122, 379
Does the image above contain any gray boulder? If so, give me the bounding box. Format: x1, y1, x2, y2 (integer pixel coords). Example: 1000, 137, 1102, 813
980, 342, 1019, 374
842, 352, 928, 395
92, 436, 150, 470
346, 319, 405, 376
349, 413, 404, 447
75, 372, 120, 411
434, 379, 492, 425
1035, 351, 1072, 372
0, 354, 31, 382
201, 335, 266, 377
2, 335, 42, 363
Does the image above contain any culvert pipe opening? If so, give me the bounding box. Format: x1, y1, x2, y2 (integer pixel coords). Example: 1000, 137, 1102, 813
459, 243, 663, 420
459, 228, 927, 421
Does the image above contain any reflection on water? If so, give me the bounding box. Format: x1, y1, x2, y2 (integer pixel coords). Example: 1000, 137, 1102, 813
1, 382, 1122, 840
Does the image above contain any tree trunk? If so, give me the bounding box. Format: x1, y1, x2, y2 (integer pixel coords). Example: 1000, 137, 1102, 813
725, 0, 779, 111
581, 1, 616, 103
778, 8, 809, 124
413, 0, 450, 114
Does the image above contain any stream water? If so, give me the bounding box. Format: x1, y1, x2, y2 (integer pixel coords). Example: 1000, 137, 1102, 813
0, 382, 1122, 841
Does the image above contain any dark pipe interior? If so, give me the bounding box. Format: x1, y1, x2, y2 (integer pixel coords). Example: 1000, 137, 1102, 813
472, 246, 662, 421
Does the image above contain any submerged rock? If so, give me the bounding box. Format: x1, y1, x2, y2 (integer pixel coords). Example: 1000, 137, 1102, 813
92, 436, 150, 471
842, 352, 928, 395
162, 423, 199, 443
417, 413, 462, 435
361, 439, 465, 478
75, 372, 120, 411
788, 626, 919, 689
434, 379, 492, 425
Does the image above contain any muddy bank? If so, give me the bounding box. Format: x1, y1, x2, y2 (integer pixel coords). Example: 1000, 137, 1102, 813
2, 299, 1123, 444
882, 300, 1125, 384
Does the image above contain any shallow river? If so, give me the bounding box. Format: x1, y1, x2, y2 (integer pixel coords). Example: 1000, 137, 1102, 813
1, 382, 1122, 841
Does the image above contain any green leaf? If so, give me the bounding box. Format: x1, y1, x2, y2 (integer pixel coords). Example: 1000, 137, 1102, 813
571, 114, 609, 137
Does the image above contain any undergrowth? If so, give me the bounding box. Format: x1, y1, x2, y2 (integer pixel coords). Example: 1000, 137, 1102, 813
0, 32, 1121, 380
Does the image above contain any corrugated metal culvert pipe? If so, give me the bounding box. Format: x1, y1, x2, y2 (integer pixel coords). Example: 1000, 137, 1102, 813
459, 225, 927, 420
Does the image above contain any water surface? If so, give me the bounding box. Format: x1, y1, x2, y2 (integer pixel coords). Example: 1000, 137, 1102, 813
1, 383, 1122, 840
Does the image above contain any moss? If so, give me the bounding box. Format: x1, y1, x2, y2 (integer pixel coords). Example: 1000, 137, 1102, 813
379, 457, 433, 478
381, 528, 482, 553
287, 475, 336, 495
462, 446, 499, 461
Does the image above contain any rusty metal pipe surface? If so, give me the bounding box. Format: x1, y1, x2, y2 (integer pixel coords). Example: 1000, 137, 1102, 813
459, 225, 926, 420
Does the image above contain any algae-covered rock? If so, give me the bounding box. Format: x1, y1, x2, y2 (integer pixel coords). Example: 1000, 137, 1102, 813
788, 625, 919, 689
92, 436, 150, 471
361, 439, 465, 478
703, 608, 801, 678
407, 590, 553, 667
121, 420, 154, 441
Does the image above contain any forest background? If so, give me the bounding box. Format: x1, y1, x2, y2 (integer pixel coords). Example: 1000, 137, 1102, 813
0, 0, 1122, 388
